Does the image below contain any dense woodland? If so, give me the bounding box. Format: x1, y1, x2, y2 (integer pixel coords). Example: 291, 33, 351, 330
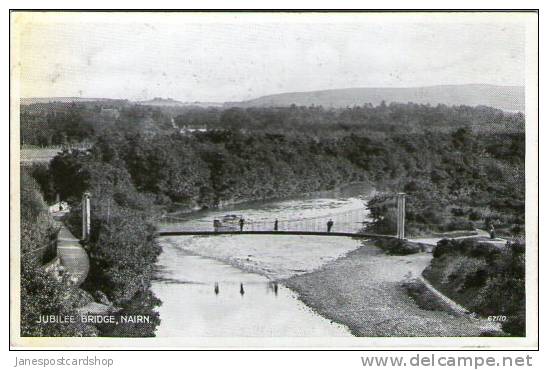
21, 100, 526, 336
21, 101, 524, 146
23, 101, 525, 236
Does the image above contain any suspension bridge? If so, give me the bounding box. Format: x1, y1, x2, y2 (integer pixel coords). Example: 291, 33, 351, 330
155, 193, 406, 239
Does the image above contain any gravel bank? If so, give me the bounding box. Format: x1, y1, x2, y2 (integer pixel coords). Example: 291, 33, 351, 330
284, 241, 499, 337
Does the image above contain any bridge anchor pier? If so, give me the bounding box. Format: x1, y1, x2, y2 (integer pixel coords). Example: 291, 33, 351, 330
82, 192, 91, 241
396, 193, 406, 239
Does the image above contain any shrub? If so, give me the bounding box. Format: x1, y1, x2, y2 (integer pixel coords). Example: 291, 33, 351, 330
21, 263, 98, 337
426, 239, 525, 336
443, 219, 475, 231
375, 238, 423, 255
84, 210, 161, 305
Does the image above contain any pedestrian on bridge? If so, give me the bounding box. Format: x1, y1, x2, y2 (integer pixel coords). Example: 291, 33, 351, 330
239, 217, 245, 232
327, 219, 334, 232
274, 219, 279, 231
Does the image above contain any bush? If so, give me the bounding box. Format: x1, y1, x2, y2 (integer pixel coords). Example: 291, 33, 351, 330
433, 238, 501, 261
21, 264, 98, 337
426, 239, 525, 336
84, 210, 161, 305
375, 238, 423, 255
468, 210, 482, 221
443, 219, 475, 232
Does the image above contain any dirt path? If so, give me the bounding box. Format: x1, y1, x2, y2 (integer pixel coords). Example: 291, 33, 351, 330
284, 242, 498, 337
408, 229, 490, 246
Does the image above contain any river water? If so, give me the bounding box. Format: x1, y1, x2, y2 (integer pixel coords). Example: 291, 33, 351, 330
152, 183, 373, 337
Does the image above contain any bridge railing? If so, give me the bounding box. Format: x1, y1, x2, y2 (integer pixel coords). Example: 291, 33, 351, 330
157, 208, 370, 234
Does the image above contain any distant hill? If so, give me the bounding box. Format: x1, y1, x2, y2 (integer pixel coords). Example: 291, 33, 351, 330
20, 97, 129, 105
227, 84, 525, 112
137, 97, 224, 108
20, 96, 224, 108
181, 101, 225, 108
137, 97, 185, 106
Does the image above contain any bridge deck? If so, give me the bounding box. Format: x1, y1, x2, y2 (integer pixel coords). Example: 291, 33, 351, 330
157, 230, 393, 238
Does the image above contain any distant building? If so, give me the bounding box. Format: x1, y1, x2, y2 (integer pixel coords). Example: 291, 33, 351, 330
179, 125, 208, 135
100, 108, 120, 119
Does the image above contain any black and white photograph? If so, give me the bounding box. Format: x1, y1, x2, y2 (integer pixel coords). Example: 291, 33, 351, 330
9, 10, 538, 349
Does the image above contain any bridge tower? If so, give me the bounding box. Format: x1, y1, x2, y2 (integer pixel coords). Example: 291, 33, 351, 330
82, 192, 91, 240
396, 193, 406, 239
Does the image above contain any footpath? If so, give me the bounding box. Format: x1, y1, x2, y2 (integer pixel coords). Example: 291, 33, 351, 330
55, 223, 90, 286
49, 210, 117, 315
47, 209, 90, 286
409, 228, 489, 245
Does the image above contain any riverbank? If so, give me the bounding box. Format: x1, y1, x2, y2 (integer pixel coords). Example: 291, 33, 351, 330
283, 241, 499, 337
166, 181, 374, 217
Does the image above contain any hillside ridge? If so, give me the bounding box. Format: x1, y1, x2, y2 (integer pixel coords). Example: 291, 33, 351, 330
226, 84, 524, 111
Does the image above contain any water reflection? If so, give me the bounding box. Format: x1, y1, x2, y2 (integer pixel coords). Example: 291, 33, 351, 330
212, 281, 283, 298
212, 281, 281, 297
152, 249, 351, 337
267, 281, 279, 296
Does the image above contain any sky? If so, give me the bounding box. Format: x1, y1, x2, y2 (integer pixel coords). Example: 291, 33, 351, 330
13, 12, 530, 102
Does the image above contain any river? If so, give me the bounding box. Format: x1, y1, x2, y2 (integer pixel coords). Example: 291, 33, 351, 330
151, 183, 373, 337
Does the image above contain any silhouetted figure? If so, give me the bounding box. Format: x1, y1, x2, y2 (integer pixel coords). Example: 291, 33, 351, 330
274, 219, 279, 231
240, 283, 245, 296
489, 224, 496, 239
214, 282, 219, 295
239, 218, 245, 232
327, 219, 334, 232
273, 282, 278, 296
